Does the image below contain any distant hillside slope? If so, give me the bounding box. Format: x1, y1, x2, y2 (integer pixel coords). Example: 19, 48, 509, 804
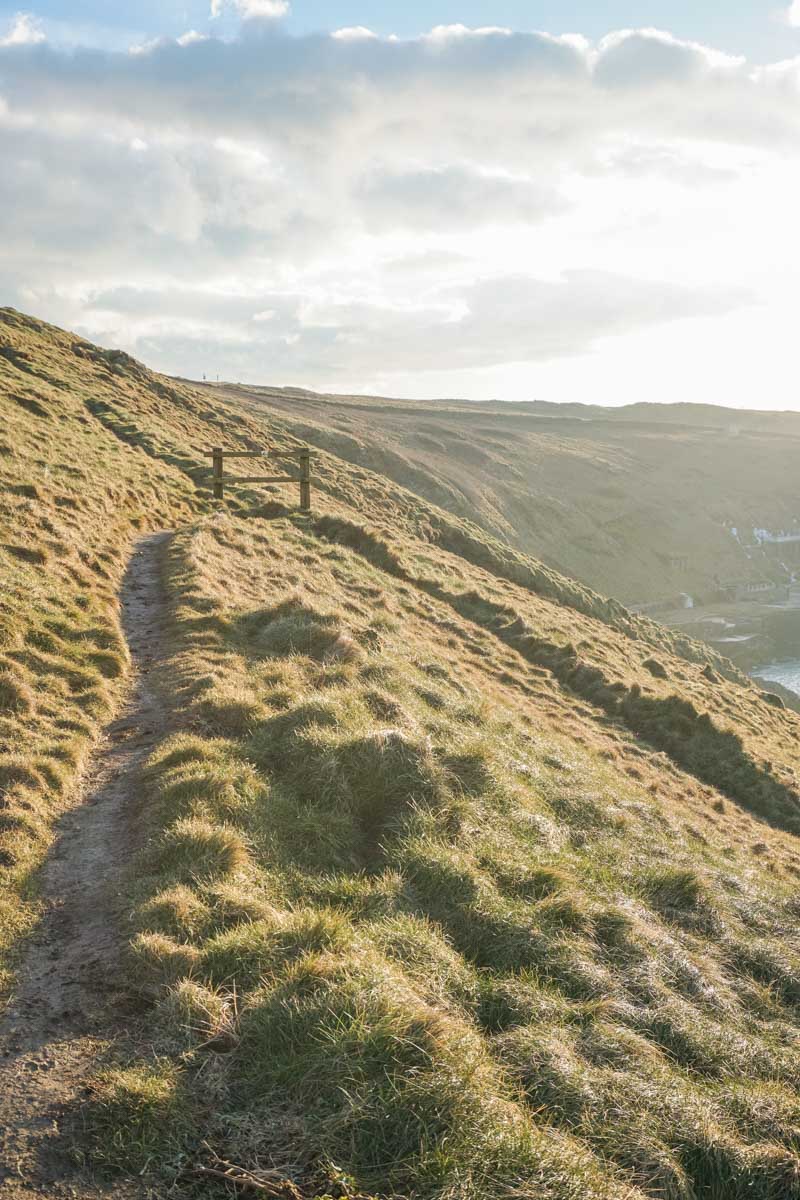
205, 381, 800, 605
4, 308, 800, 1200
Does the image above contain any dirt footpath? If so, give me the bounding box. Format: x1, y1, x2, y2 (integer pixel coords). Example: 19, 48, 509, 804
0, 532, 171, 1199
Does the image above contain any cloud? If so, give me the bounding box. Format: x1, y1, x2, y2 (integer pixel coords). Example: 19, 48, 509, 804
77, 270, 748, 391
0, 12, 45, 47
241, 0, 290, 16
331, 27, 379, 42
177, 31, 209, 47
211, 0, 290, 19
0, 23, 793, 399
787, 2, 800, 27
357, 165, 565, 232
595, 28, 745, 84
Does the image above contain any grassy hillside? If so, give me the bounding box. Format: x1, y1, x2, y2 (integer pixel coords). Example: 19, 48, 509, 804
4, 308, 800, 1198
210, 382, 800, 606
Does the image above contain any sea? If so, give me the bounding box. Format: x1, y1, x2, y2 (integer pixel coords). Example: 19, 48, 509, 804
754, 660, 800, 698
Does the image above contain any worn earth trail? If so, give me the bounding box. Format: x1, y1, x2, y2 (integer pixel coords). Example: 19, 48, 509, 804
0, 532, 172, 1199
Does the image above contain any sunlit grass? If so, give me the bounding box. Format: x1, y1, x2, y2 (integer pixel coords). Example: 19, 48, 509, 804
6, 308, 800, 1197
94, 513, 800, 1198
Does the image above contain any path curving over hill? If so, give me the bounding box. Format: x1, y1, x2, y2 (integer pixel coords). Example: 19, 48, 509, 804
0, 532, 171, 1199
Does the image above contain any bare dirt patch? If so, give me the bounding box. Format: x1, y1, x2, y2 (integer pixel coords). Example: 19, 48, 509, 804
0, 532, 171, 1199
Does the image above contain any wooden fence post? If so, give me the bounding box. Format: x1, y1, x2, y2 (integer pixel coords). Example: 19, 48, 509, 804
299, 449, 311, 512
212, 448, 224, 500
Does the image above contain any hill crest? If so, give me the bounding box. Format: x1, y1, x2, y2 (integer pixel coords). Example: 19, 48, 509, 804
3, 308, 800, 1200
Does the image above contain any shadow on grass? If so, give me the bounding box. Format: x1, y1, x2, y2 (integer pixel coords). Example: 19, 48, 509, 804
310, 515, 800, 838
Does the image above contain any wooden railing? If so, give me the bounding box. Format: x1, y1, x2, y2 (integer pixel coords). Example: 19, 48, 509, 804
204, 446, 312, 510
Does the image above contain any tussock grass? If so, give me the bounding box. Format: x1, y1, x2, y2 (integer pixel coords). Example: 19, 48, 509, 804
8, 311, 800, 1197
0, 310, 202, 995
83, 1062, 195, 1175
86, 513, 800, 1199
146, 817, 251, 883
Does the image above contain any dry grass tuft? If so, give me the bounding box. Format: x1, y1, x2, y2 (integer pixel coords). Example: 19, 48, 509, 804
7, 311, 800, 1199
0, 669, 35, 716
149, 817, 250, 882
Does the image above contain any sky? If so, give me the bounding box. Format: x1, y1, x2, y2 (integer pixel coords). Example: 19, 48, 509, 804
2, 3, 800, 407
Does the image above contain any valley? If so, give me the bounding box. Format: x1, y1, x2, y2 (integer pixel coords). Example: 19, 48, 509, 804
210, 382, 800, 612
208, 381, 800, 681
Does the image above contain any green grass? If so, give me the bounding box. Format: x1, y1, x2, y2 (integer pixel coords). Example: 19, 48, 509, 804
0, 308, 201, 996
83, 514, 800, 1198
5, 308, 800, 1198
215, 377, 800, 611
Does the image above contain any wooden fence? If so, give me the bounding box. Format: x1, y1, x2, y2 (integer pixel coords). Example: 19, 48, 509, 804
205, 446, 312, 510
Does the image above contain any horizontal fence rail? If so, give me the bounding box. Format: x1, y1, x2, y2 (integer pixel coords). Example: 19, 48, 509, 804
204, 446, 312, 511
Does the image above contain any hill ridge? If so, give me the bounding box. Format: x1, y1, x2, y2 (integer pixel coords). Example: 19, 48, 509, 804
2, 309, 800, 1199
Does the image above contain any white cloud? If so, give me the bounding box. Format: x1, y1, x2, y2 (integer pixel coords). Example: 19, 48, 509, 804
129, 37, 163, 56
753, 55, 800, 90
357, 165, 565, 232
210, 0, 289, 19
331, 27, 379, 42
787, 2, 800, 27
596, 27, 745, 77
0, 23, 798, 404
177, 31, 209, 47
241, 0, 289, 16
425, 25, 514, 41
0, 12, 45, 47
